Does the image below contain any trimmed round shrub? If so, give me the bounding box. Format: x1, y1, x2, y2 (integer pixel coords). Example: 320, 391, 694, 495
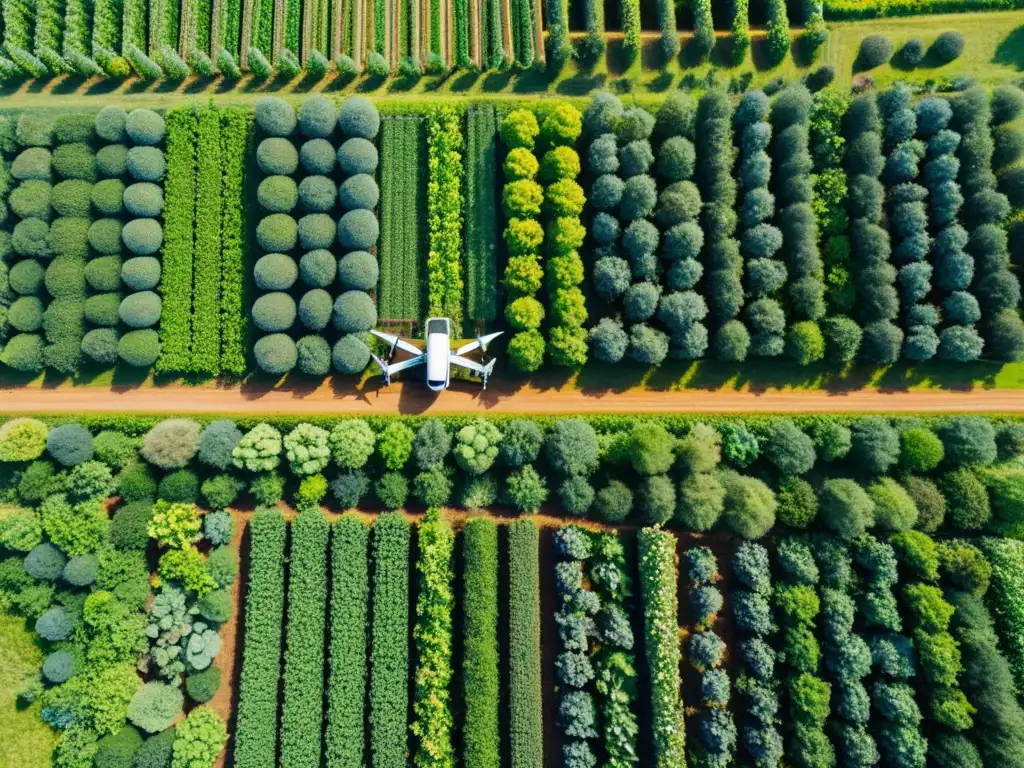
992, 84, 1024, 125
16, 114, 54, 148
126, 147, 166, 182
82, 328, 121, 364
332, 290, 376, 333
258, 175, 298, 213
298, 95, 336, 138
338, 174, 378, 211
49, 217, 90, 260
124, 109, 165, 146
52, 143, 96, 181
2, 334, 44, 372
858, 34, 893, 69
36, 607, 74, 642
26, 544, 67, 582
0, 418, 49, 462
256, 214, 298, 252
296, 334, 332, 376
123, 183, 164, 217
85, 256, 123, 292
930, 31, 965, 64
158, 469, 199, 503
94, 726, 143, 768
45, 116, 92, 145
122, 218, 163, 255
900, 427, 944, 473
255, 97, 297, 136
299, 289, 332, 330
11, 180, 53, 220
11, 148, 53, 182
197, 420, 243, 472
257, 137, 299, 175
12, 219, 52, 259
96, 106, 129, 142
300, 138, 336, 174
97, 144, 130, 178
119, 291, 162, 328
334, 251, 379, 292
127, 682, 183, 734
254, 333, 298, 374
92, 179, 126, 215
185, 667, 222, 704
131, 729, 176, 768
8, 296, 44, 332
336, 209, 378, 250
300, 249, 336, 288
42, 651, 76, 684
338, 97, 380, 139
89, 218, 124, 254
298, 213, 335, 249
86, 291, 125, 326
333, 334, 370, 374
252, 292, 297, 332
45, 256, 87, 299
254, 253, 298, 291
47, 423, 93, 466
63, 553, 99, 586
52, 180, 94, 218
118, 330, 160, 367
337, 138, 378, 176
121, 257, 161, 291
9, 259, 45, 295
298, 175, 338, 212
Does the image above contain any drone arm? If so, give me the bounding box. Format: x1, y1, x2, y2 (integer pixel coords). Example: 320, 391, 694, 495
455, 332, 503, 356
370, 330, 423, 357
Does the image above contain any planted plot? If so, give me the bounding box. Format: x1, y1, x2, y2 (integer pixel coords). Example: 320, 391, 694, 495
378, 116, 425, 324
465, 106, 499, 326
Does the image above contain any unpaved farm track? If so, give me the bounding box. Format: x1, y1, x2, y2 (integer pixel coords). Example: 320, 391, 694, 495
2, 382, 1024, 414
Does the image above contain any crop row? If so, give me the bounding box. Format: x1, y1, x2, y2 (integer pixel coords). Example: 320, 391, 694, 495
464, 106, 498, 326
157, 106, 197, 373
281, 511, 330, 768
370, 512, 411, 768
378, 116, 424, 323
508, 518, 542, 768
461, 518, 499, 768
425, 107, 464, 336
234, 507, 287, 768
218, 106, 251, 376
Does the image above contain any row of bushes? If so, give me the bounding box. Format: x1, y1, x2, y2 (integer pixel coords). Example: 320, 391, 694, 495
280, 511, 330, 767
462, 517, 500, 768
508, 518, 542, 768
325, 514, 371, 768
234, 507, 287, 768
425, 106, 465, 337
637, 526, 686, 767
251, 95, 382, 377
369, 513, 411, 767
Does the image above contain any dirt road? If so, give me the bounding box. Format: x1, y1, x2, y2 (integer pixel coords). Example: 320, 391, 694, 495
2, 381, 1023, 414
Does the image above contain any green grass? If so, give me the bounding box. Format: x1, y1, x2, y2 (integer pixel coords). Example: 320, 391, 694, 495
2, 9, 1024, 108
0, 614, 57, 768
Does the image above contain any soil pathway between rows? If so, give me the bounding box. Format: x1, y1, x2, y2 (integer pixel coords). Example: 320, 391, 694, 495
2, 383, 1023, 414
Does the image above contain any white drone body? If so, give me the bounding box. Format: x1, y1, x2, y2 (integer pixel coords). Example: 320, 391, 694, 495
370, 318, 502, 391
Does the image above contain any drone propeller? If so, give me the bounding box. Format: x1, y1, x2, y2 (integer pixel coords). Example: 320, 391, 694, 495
387, 334, 400, 361
371, 354, 392, 386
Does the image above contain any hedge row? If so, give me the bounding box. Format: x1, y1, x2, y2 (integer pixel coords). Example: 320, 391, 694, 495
281, 510, 330, 768
425, 106, 464, 336
234, 507, 287, 768
508, 518, 542, 768
191, 107, 224, 375
218, 106, 252, 376
465, 106, 499, 325
461, 517, 499, 768
326, 514, 370, 768
157, 106, 196, 372
410, 508, 455, 768
370, 512, 410, 768
637, 526, 685, 768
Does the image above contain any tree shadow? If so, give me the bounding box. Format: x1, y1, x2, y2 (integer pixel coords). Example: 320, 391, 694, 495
53, 75, 89, 95
357, 73, 387, 92
449, 69, 482, 91
790, 33, 821, 69
679, 37, 713, 70
645, 71, 674, 92
555, 71, 607, 95
994, 25, 1024, 70
481, 69, 515, 92
750, 36, 785, 72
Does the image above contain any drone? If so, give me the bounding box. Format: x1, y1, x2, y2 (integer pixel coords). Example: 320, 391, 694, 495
370, 317, 502, 391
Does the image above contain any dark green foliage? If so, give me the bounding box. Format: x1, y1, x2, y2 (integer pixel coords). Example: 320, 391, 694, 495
938, 417, 997, 467
858, 34, 893, 69
509, 519, 542, 768
110, 501, 154, 550
95, 726, 144, 768
184, 667, 221, 704
938, 469, 990, 531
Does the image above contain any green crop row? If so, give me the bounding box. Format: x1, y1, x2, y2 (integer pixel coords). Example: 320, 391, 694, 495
281, 511, 330, 768
371, 513, 411, 768
508, 518, 542, 768
235, 507, 287, 768
425, 106, 465, 336
465, 107, 499, 325
285, 0, 301, 54
192, 107, 223, 376
63, 0, 90, 53
411, 509, 455, 768
980, 538, 1024, 694
218, 106, 251, 377
326, 515, 370, 768
378, 116, 424, 323
221, 0, 242, 55
157, 106, 198, 373
122, 0, 146, 50
638, 527, 686, 768
462, 517, 500, 768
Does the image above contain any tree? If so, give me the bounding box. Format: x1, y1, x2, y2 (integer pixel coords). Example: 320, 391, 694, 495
899, 428, 943, 473
850, 417, 900, 475
819, 479, 874, 539
414, 420, 452, 470
329, 419, 375, 469
676, 473, 726, 532
868, 478, 918, 531
719, 470, 776, 539
627, 423, 676, 475
937, 469, 990, 531
763, 421, 816, 476
454, 420, 502, 475
140, 420, 202, 470
545, 419, 599, 477
938, 417, 998, 468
